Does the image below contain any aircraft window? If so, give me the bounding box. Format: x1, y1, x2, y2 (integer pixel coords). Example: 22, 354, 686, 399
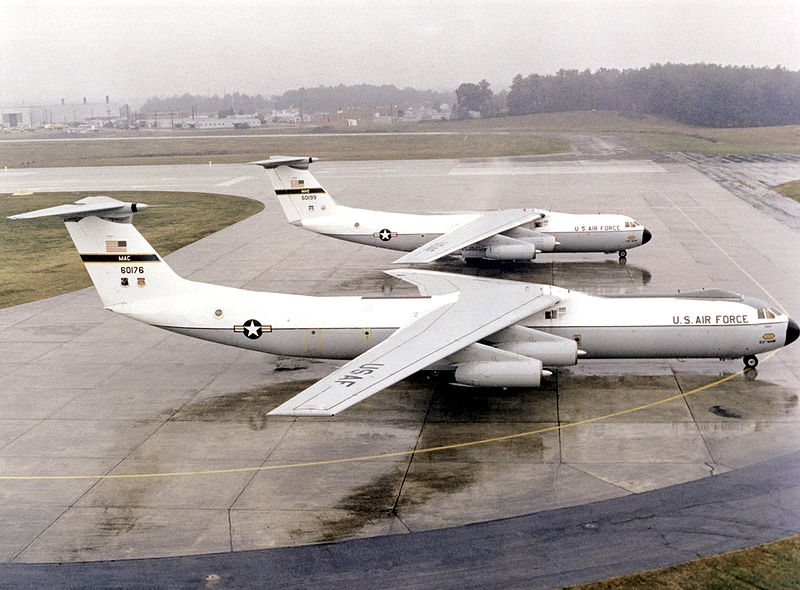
758, 309, 777, 319
545, 310, 558, 319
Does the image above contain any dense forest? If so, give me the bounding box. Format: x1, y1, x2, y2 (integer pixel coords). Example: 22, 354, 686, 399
139, 92, 272, 116
503, 64, 800, 127
140, 64, 800, 128
272, 84, 452, 112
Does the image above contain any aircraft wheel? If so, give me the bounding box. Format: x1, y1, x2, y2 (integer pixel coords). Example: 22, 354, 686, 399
744, 355, 759, 369
618, 249, 627, 259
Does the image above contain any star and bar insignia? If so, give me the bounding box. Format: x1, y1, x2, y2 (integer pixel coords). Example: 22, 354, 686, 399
373, 228, 397, 242
234, 319, 271, 340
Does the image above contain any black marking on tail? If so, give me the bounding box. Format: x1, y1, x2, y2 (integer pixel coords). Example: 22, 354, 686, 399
81, 254, 160, 262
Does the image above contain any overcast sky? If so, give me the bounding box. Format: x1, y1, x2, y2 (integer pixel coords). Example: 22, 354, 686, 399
2, 0, 799, 106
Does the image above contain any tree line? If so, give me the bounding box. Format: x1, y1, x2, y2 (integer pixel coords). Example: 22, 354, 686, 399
139, 85, 453, 117
272, 84, 452, 113
140, 64, 800, 128
140, 92, 272, 117
488, 63, 800, 127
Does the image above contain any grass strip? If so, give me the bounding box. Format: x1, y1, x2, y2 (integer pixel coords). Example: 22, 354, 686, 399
567, 535, 800, 589
0, 191, 263, 308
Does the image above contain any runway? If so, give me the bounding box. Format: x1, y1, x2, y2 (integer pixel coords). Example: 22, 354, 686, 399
1, 143, 799, 587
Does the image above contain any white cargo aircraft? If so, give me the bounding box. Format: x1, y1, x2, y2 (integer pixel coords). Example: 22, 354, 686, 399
10, 197, 797, 416
252, 156, 652, 263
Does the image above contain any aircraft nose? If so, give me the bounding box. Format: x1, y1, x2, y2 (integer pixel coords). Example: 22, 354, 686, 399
786, 318, 799, 346
641, 228, 653, 245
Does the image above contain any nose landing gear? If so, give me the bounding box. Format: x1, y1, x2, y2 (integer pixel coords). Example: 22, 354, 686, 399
618, 249, 627, 259
743, 355, 759, 369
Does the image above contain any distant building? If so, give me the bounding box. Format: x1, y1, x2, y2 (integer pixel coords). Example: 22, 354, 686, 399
401, 105, 452, 122
270, 109, 303, 123
310, 106, 407, 127
1, 108, 31, 128
182, 116, 261, 129
1, 100, 124, 128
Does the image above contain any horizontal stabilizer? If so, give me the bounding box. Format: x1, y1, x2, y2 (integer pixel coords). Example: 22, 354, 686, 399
8, 196, 148, 221
249, 156, 314, 170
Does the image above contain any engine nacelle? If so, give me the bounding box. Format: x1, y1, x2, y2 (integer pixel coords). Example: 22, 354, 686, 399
529, 233, 557, 253
483, 243, 537, 261
454, 359, 543, 388
495, 339, 578, 366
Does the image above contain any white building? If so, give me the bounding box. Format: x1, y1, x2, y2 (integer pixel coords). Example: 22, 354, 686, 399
183, 116, 261, 129
1, 101, 125, 128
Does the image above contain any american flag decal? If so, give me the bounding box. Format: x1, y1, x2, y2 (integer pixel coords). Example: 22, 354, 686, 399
291, 179, 304, 188
105, 240, 127, 253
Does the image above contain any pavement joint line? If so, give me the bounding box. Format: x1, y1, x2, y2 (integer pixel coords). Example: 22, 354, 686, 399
0, 352, 778, 481
651, 185, 789, 315
1, 173, 790, 484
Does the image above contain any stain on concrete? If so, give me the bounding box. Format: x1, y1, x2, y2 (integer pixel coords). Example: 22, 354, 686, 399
709, 405, 743, 419
97, 509, 138, 535
298, 458, 478, 543
400, 462, 477, 508
293, 467, 405, 543
177, 380, 318, 425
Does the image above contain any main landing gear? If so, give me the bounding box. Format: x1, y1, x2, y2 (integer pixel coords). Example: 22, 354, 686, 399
743, 355, 759, 369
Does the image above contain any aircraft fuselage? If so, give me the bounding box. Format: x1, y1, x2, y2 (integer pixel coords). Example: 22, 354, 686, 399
300, 206, 648, 256
127, 280, 793, 364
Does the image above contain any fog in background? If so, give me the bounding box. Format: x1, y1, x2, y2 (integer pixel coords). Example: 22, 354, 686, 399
2, 0, 798, 106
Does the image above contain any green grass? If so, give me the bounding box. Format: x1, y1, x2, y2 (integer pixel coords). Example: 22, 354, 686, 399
0, 191, 263, 308
2, 111, 798, 169
774, 180, 800, 203
568, 535, 800, 589
0, 132, 569, 168
406, 111, 800, 154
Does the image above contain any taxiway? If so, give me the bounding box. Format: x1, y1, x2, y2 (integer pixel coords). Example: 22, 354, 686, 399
1, 142, 799, 587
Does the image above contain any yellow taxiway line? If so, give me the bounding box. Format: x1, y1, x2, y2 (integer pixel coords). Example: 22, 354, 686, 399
0, 185, 789, 481
0, 353, 777, 481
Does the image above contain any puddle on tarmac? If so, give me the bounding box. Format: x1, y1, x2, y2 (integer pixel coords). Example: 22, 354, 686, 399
298, 460, 477, 543
177, 380, 318, 426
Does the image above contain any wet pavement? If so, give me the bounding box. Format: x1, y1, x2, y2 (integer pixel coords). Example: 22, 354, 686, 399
0, 140, 799, 586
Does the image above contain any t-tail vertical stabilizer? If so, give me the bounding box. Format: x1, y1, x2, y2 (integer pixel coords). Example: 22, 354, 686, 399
250, 156, 337, 224
8, 196, 188, 310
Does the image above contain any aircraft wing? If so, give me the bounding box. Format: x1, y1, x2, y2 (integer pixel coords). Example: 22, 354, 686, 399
392, 208, 544, 264
268, 270, 558, 416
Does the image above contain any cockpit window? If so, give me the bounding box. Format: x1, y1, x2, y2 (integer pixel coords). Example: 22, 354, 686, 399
624, 220, 639, 228
757, 308, 777, 320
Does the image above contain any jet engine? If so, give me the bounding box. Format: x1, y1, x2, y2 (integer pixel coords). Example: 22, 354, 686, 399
484, 243, 537, 261
454, 358, 544, 388
495, 339, 578, 366
528, 233, 557, 253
